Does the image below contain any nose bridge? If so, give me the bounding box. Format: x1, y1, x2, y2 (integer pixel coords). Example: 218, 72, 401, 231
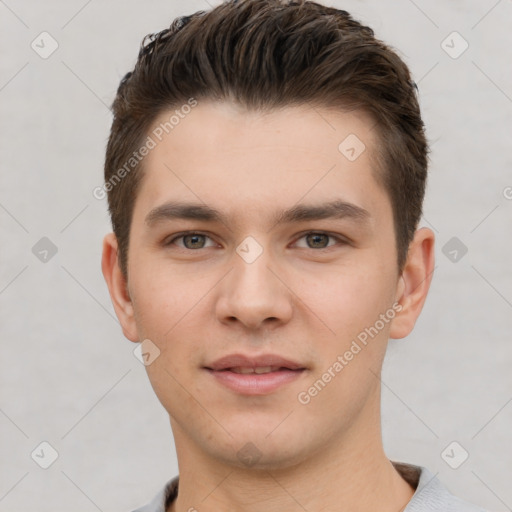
234, 239, 275, 295
216, 234, 293, 329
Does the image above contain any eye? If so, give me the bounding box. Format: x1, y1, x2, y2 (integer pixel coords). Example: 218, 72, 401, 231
163, 231, 348, 251
294, 232, 347, 250
164, 232, 216, 250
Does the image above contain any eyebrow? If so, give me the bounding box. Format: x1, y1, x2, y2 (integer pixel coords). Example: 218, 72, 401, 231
144, 199, 371, 228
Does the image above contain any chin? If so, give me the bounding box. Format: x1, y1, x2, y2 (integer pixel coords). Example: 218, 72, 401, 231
204, 430, 313, 472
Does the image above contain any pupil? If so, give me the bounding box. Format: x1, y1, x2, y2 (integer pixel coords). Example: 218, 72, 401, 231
308, 233, 327, 248
185, 234, 204, 249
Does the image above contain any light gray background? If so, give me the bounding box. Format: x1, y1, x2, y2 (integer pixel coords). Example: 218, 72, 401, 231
1, 0, 511, 511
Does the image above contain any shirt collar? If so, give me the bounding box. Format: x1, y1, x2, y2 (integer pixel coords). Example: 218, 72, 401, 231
137, 461, 481, 512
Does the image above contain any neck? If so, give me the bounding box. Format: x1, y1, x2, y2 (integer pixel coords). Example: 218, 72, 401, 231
167, 395, 415, 512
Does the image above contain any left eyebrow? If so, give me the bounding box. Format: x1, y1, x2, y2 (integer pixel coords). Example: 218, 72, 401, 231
272, 200, 370, 225
144, 199, 371, 228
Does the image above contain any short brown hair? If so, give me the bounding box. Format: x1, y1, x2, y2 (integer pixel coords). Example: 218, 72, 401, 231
104, 0, 428, 278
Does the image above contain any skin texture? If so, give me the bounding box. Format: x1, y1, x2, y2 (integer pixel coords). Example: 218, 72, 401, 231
102, 101, 435, 512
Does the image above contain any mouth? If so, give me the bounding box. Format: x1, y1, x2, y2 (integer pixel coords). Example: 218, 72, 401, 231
203, 354, 307, 395
217, 366, 300, 374
205, 353, 305, 371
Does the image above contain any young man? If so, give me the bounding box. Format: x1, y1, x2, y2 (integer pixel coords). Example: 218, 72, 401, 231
101, 1, 487, 511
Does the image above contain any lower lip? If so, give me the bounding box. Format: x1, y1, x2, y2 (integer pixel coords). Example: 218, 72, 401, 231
205, 368, 305, 395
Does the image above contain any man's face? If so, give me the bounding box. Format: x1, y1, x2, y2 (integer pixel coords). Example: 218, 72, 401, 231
123, 101, 403, 469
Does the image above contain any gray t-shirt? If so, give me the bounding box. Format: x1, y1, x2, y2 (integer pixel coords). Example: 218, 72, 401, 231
132, 461, 488, 512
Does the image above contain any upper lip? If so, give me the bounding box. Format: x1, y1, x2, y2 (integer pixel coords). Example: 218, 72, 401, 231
205, 353, 305, 371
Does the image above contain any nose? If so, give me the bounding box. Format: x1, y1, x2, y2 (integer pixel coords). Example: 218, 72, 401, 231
215, 243, 294, 331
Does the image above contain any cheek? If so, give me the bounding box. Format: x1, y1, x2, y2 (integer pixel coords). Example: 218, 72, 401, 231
296, 276, 391, 419
130, 262, 197, 339
146, 358, 210, 440
295, 263, 394, 337
295, 264, 395, 400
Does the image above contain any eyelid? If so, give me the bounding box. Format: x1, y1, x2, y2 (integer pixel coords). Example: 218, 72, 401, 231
163, 231, 218, 248
163, 230, 350, 250
291, 230, 351, 246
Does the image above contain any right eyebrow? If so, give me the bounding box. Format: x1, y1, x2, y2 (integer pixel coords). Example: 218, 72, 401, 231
145, 202, 227, 226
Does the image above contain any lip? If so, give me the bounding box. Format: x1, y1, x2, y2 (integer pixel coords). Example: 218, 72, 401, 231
203, 353, 307, 396
205, 353, 305, 371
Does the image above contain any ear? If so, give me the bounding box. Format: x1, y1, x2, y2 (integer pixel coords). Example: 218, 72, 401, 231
389, 227, 435, 339
101, 233, 139, 342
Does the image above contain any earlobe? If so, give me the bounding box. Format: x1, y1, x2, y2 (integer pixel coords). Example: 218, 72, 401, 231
389, 227, 435, 340
101, 233, 139, 342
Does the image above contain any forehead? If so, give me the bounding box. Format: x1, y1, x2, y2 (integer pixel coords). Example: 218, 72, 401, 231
133, 100, 388, 228
148, 100, 379, 157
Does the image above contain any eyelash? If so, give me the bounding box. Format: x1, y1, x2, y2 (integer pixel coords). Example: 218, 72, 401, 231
163, 231, 349, 251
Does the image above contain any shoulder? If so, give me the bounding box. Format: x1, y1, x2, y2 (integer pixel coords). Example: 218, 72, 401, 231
130, 476, 178, 512
395, 462, 488, 512
131, 467, 489, 512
